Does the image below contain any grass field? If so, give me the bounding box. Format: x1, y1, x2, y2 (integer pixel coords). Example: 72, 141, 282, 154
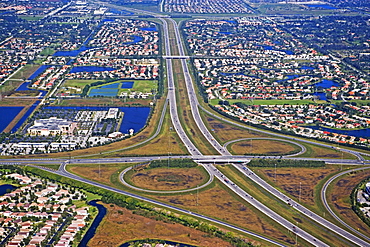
153, 179, 294, 245
325, 169, 370, 237
62, 80, 157, 95
68, 163, 131, 187
228, 139, 301, 156
10, 64, 40, 80
0, 98, 37, 107
296, 142, 356, 159
125, 166, 209, 191
88, 203, 233, 247
68, 162, 293, 245
219, 164, 352, 246
252, 166, 340, 207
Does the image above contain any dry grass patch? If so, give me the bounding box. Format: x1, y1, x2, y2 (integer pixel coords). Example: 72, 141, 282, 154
89, 203, 233, 247
229, 139, 300, 155
254, 167, 339, 206
0, 98, 37, 106
296, 143, 356, 159
154, 181, 294, 245
128, 167, 208, 191
68, 164, 128, 187
328, 170, 370, 236
203, 115, 270, 144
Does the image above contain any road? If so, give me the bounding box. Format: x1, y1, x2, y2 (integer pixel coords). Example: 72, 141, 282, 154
168, 18, 231, 156
233, 163, 370, 246
199, 105, 368, 162
159, 17, 202, 156
3, 3, 370, 246
321, 166, 370, 242
203, 163, 329, 247
119, 164, 214, 194
45, 163, 286, 247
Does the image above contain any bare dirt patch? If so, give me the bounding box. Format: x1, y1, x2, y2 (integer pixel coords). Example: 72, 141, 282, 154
255, 167, 339, 206
230, 139, 300, 155
328, 170, 370, 235
129, 167, 207, 191
89, 203, 233, 247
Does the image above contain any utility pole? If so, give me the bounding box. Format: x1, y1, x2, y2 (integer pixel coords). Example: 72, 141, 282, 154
196, 185, 199, 206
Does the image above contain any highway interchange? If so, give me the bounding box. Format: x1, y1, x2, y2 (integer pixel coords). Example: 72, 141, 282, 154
1, 4, 370, 247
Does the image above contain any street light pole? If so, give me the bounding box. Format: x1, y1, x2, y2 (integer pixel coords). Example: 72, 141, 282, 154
299, 182, 302, 203
275, 163, 277, 183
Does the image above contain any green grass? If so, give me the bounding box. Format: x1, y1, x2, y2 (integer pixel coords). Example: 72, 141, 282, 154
63, 79, 102, 88
39, 48, 56, 56
19, 16, 43, 21
35, 164, 61, 170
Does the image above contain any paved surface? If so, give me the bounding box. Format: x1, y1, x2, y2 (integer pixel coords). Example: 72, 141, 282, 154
233, 163, 370, 246
321, 166, 370, 242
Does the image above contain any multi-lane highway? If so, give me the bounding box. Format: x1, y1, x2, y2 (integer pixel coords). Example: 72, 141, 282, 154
160, 17, 202, 156
166, 18, 231, 156
2, 4, 370, 246
233, 163, 370, 246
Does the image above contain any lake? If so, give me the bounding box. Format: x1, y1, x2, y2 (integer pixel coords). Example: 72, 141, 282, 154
43, 106, 150, 134
78, 200, 106, 247
308, 125, 370, 138
11, 101, 40, 133
53, 46, 93, 57
69, 66, 115, 74
307, 4, 337, 10
0, 106, 24, 132
140, 27, 157, 32
314, 79, 339, 89
0, 184, 17, 196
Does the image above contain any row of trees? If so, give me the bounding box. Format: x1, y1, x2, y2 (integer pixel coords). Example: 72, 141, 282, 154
248, 159, 325, 167
350, 176, 370, 228
17, 165, 254, 247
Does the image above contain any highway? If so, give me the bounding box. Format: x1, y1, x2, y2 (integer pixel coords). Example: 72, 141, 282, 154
233, 163, 370, 246
159, 17, 202, 156
199, 105, 369, 162
2, 3, 370, 246
203, 163, 329, 247
321, 166, 370, 242
168, 18, 231, 156
43, 162, 286, 247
